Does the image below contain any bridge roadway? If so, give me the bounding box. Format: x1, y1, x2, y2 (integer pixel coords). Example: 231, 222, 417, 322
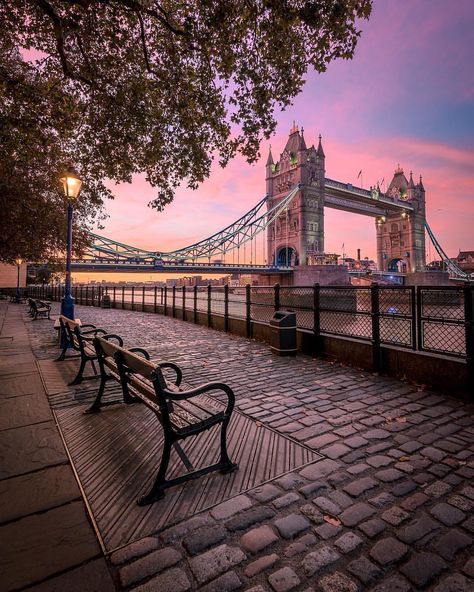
70, 261, 294, 274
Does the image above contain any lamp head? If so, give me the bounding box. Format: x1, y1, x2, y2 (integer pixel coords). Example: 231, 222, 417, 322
15, 257, 23, 266
60, 164, 83, 200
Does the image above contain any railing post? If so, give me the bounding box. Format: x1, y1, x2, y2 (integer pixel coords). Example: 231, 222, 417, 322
113, 286, 116, 308
122, 286, 125, 309
154, 286, 157, 314
464, 283, 474, 395
172, 286, 176, 318
410, 286, 417, 350
274, 283, 280, 311
85, 286, 89, 306
142, 286, 145, 312
182, 286, 186, 319
224, 284, 229, 332
131, 286, 135, 311
164, 286, 167, 316
371, 282, 381, 372
193, 285, 198, 323
416, 286, 423, 351
207, 284, 212, 327
246, 284, 251, 338
313, 283, 321, 353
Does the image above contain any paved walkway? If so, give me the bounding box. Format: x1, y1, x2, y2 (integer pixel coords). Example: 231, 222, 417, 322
2, 301, 474, 591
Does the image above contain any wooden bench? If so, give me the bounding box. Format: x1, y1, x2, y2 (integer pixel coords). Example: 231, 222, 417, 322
28, 298, 51, 320
89, 336, 238, 505
56, 315, 106, 385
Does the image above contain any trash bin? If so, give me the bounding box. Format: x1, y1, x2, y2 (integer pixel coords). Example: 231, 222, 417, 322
270, 310, 297, 356
101, 294, 111, 308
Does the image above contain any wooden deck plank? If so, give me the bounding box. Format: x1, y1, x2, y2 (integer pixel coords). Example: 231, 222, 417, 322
54, 398, 320, 552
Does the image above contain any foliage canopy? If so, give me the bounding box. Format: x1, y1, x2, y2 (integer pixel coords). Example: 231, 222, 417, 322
0, 0, 372, 262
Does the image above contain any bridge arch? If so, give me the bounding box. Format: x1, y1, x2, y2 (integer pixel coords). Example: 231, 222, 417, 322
277, 246, 297, 267
387, 258, 407, 273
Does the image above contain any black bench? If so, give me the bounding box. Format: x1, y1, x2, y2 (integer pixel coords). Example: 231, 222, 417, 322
56, 315, 106, 385
89, 336, 238, 505
28, 298, 51, 320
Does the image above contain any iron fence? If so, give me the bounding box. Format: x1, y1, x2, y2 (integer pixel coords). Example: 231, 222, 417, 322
26, 282, 473, 368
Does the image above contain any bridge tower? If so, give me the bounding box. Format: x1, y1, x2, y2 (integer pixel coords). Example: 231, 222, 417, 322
266, 124, 325, 266
376, 167, 426, 272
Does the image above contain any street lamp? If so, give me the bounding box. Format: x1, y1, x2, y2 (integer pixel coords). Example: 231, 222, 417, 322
15, 257, 23, 303
59, 165, 82, 320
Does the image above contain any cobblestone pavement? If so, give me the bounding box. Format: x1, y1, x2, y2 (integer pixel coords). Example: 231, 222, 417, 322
28, 304, 474, 592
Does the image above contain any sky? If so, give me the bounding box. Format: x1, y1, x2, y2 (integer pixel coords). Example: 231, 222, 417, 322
78, 0, 474, 282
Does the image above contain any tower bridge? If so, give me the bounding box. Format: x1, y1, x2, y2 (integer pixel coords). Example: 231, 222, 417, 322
72, 126, 472, 282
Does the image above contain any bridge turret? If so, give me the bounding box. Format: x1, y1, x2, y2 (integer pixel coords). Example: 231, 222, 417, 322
266, 126, 325, 267
376, 166, 426, 273
266, 147, 274, 196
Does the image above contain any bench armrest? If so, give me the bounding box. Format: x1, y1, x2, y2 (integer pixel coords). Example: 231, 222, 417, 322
129, 347, 151, 360
80, 324, 97, 330
158, 362, 183, 387
81, 327, 107, 336
101, 334, 124, 346
163, 381, 235, 413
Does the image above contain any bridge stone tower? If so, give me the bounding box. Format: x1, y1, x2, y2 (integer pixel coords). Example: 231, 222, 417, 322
266, 124, 325, 266
376, 167, 426, 273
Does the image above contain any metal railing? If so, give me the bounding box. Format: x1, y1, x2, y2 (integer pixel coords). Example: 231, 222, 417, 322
25, 282, 473, 373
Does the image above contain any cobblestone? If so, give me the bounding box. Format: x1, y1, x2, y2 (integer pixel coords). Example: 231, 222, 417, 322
268, 566, 300, 592
347, 556, 382, 584
200, 571, 242, 592
319, 571, 359, 592
397, 513, 441, 544
340, 502, 375, 527
432, 574, 471, 592
119, 548, 181, 587
131, 567, 190, 592
245, 553, 279, 577
302, 545, 340, 576
430, 502, 465, 525
225, 506, 276, 531
189, 545, 246, 584
369, 537, 408, 565
274, 513, 310, 539
240, 525, 279, 554
433, 528, 472, 560
399, 551, 447, 587
183, 524, 227, 555
272, 492, 300, 509
334, 532, 363, 554
210, 495, 253, 520
343, 477, 378, 497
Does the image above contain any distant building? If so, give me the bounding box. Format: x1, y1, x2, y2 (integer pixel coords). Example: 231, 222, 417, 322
456, 250, 474, 273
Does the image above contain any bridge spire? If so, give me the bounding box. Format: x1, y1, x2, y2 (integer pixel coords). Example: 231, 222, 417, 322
418, 175, 424, 191
266, 145, 274, 166
408, 171, 415, 188
317, 134, 325, 157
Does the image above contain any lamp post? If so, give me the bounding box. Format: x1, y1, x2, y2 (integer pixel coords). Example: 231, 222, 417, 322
59, 165, 82, 320
15, 257, 23, 303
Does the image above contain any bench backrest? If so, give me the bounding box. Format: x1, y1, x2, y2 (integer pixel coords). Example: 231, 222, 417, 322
95, 336, 169, 414
59, 315, 84, 350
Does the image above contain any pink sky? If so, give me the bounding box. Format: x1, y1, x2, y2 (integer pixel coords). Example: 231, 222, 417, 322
79, 0, 474, 281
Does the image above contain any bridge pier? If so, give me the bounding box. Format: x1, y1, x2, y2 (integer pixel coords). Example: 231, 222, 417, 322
258, 265, 349, 287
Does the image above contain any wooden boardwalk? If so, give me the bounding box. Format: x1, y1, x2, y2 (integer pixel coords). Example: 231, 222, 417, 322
38, 358, 320, 553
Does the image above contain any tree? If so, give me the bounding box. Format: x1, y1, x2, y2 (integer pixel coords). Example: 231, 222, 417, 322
1, 0, 372, 261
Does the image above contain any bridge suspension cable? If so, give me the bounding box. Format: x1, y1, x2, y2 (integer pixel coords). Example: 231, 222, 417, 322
84, 185, 300, 265
425, 221, 473, 280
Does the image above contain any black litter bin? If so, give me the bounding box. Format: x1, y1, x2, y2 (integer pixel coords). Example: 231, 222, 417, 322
101, 294, 111, 308
270, 310, 297, 356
